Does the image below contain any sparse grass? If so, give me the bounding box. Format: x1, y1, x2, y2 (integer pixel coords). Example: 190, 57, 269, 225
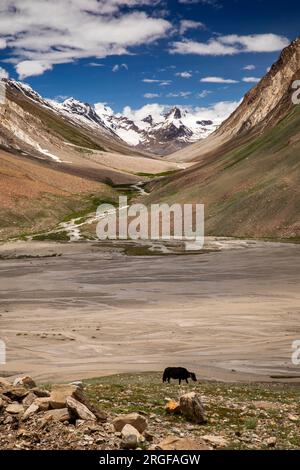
84, 372, 300, 450
136, 170, 180, 178
32, 231, 70, 242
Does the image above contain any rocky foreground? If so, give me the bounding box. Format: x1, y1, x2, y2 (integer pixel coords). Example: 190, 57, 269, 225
0, 373, 300, 450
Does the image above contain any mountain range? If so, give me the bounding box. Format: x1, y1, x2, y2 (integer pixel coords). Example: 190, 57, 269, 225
148, 37, 300, 239
0, 37, 299, 240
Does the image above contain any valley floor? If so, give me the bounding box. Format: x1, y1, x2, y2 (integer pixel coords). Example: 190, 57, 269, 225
0, 239, 300, 384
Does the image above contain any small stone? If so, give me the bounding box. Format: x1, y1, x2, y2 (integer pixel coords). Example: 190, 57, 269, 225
121, 424, 143, 450
165, 400, 181, 414
288, 414, 298, 422
202, 435, 229, 448
42, 408, 71, 423
266, 437, 277, 447
6, 403, 24, 415
22, 392, 37, 407
13, 376, 36, 389
34, 397, 51, 411
66, 396, 96, 421
22, 403, 39, 420
157, 436, 211, 451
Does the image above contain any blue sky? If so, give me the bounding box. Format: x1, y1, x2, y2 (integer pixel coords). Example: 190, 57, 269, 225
0, 0, 299, 117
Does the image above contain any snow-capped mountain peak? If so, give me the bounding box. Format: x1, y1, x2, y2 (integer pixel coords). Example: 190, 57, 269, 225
3, 79, 219, 155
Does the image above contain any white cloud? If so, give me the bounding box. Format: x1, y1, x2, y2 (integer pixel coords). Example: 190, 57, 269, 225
88, 62, 105, 67
197, 89, 212, 98
143, 78, 161, 83
179, 20, 205, 35
143, 78, 172, 86
167, 91, 192, 98
0, 38, 7, 49
242, 76, 260, 83
170, 39, 237, 56
176, 71, 192, 79
121, 99, 239, 128
170, 33, 289, 56
16, 60, 53, 79
144, 93, 160, 98
112, 63, 128, 72
0, 0, 171, 78
220, 34, 289, 52
200, 76, 238, 84
243, 64, 255, 71
0, 66, 9, 79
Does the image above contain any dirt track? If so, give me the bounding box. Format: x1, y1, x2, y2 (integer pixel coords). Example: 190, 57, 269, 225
0, 240, 300, 383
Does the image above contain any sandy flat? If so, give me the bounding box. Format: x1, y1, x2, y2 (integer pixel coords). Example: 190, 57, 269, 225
0, 240, 300, 383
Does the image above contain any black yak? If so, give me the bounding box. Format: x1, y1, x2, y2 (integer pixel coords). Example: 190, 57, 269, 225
163, 367, 197, 385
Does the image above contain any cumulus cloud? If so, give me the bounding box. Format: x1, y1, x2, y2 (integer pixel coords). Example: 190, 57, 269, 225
179, 20, 205, 35
120, 99, 239, 128
200, 76, 238, 84
176, 71, 193, 79
242, 76, 260, 83
0, 0, 171, 78
16, 60, 53, 79
170, 33, 289, 56
0, 66, 9, 79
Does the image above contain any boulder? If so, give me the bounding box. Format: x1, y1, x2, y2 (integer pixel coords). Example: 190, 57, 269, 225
121, 424, 143, 450
165, 399, 181, 414
179, 392, 206, 424
13, 376, 36, 389
0, 396, 4, 409
43, 408, 71, 423
66, 396, 96, 421
49, 384, 83, 409
157, 436, 211, 450
6, 403, 24, 415
112, 413, 148, 433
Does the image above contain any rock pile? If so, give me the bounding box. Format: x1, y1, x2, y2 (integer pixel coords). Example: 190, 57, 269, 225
0, 376, 107, 427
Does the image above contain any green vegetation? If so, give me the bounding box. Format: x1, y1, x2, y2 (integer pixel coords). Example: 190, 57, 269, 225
84, 372, 300, 450
136, 170, 180, 178
32, 231, 70, 242
62, 194, 117, 223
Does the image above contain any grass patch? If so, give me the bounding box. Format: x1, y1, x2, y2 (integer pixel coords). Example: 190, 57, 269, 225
136, 170, 180, 178
32, 231, 70, 242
